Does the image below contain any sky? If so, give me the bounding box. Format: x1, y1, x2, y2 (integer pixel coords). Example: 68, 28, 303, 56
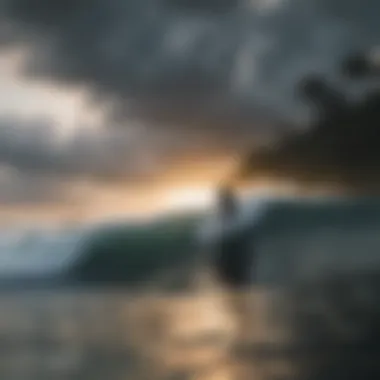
0, 0, 378, 224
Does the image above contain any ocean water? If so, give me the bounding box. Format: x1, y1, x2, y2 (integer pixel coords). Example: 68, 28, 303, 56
1, 280, 380, 380
1, 196, 380, 287
0, 288, 289, 380
0, 197, 380, 379
198, 196, 380, 286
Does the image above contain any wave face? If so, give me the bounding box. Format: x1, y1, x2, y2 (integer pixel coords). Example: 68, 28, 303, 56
0, 213, 202, 286
197, 196, 380, 287
254, 198, 380, 285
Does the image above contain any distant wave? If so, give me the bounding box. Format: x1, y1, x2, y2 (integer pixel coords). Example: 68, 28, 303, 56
0, 213, 202, 286
0, 228, 87, 278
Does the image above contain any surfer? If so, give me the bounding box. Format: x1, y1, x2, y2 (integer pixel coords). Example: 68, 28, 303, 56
213, 185, 256, 290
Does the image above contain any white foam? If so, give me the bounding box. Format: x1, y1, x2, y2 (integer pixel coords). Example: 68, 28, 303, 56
0, 228, 86, 278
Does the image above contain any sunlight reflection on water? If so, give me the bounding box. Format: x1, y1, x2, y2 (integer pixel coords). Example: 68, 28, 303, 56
0, 287, 291, 380
0, 278, 378, 380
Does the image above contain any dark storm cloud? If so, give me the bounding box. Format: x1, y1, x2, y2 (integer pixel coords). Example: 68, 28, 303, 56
0, 115, 245, 191
0, 115, 181, 203
235, 62, 380, 191
0, 0, 379, 189
1, 0, 375, 123
0, 116, 160, 182
0, 168, 66, 204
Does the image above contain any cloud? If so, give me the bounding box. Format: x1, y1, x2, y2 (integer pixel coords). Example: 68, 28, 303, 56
1, 0, 376, 122
0, 116, 155, 180
0, 165, 65, 204
0, 0, 379, 192
0, 115, 171, 204
0, 115, 244, 204
234, 68, 380, 192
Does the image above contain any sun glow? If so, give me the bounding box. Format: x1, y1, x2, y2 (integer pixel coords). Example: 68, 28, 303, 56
163, 187, 216, 211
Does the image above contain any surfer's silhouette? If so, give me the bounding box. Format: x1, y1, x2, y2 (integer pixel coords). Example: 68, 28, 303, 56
217, 185, 237, 221
212, 185, 256, 289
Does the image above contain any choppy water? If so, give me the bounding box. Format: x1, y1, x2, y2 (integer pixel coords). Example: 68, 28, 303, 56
0, 288, 254, 380
0, 287, 298, 380
1, 274, 380, 380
